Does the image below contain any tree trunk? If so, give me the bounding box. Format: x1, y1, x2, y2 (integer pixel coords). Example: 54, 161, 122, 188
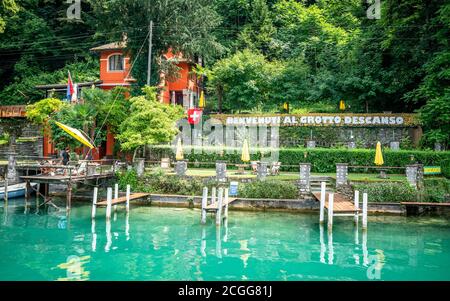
217, 85, 223, 114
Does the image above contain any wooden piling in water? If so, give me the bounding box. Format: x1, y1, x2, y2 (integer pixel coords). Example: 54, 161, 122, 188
4, 179, 8, 202
126, 185, 131, 213
362, 193, 368, 229
91, 187, 98, 219
216, 188, 223, 227
66, 182, 72, 211
114, 184, 119, 212
25, 181, 31, 201
211, 187, 216, 205
224, 188, 229, 220
319, 181, 326, 223
328, 193, 334, 230
106, 187, 112, 220
354, 190, 360, 224
201, 187, 208, 224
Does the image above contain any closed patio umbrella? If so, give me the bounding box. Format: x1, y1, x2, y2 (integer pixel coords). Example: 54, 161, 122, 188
241, 139, 250, 163
175, 138, 184, 161
374, 141, 384, 166
199, 91, 205, 108
374, 141, 386, 178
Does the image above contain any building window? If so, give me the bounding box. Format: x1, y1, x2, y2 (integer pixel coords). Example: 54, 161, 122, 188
108, 54, 124, 71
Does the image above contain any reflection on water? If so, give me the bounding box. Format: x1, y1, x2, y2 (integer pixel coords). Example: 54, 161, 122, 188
0, 198, 450, 281
56, 255, 90, 281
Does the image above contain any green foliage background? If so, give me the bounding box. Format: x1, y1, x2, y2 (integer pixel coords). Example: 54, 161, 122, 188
0, 0, 448, 147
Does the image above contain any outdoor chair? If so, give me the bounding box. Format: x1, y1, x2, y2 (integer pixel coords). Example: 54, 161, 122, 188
250, 161, 259, 174
270, 162, 281, 176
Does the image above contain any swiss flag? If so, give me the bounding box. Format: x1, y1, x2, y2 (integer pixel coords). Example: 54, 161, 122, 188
187, 108, 203, 125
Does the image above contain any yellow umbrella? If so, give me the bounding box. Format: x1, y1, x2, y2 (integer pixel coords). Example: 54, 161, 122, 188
339, 100, 346, 111
241, 139, 250, 163
374, 141, 384, 166
175, 138, 184, 161
54, 121, 95, 149
198, 91, 205, 108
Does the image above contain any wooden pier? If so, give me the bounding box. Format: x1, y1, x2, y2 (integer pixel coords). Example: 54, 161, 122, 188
96, 193, 150, 207
18, 162, 117, 211
200, 187, 237, 226
204, 197, 237, 212
313, 192, 361, 215
313, 182, 368, 229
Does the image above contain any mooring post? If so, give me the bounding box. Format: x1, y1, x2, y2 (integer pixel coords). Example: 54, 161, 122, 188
4, 178, 8, 202
319, 224, 326, 264
362, 228, 368, 266
328, 193, 334, 230
114, 183, 119, 212
66, 182, 72, 211
25, 180, 31, 201
354, 190, 360, 224
223, 188, 229, 220
126, 184, 131, 213
362, 193, 368, 229
216, 188, 223, 227
106, 187, 112, 220
91, 219, 97, 252
211, 187, 217, 205
91, 186, 98, 219
201, 187, 208, 224
328, 229, 334, 265
319, 181, 326, 223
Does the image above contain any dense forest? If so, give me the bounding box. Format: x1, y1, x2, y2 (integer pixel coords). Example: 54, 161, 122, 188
0, 0, 448, 146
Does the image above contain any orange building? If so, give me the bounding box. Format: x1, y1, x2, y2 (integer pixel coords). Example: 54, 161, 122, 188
34, 41, 199, 159
158, 49, 201, 108
90, 42, 136, 90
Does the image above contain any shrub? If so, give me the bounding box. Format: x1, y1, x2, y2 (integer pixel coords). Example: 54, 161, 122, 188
423, 178, 450, 203
442, 159, 450, 179
117, 169, 141, 191
353, 182, 417, 203
238, 180, 298, 199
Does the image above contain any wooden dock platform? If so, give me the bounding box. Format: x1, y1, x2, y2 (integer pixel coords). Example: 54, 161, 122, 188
313, 192, 360, 214
20, 173, 114, 184
96, 193, 150, 207
205, 197, 237, 212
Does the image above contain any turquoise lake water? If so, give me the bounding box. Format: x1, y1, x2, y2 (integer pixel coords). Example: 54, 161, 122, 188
1, 198, 450, 281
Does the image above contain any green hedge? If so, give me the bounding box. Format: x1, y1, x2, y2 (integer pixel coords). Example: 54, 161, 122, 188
353, 182, 417, 202
148, 145, 450, 173
354, 179, 450, 203
238, 180, 298, 199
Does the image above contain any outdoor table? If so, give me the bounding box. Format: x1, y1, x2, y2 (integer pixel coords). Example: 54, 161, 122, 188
235, 164, 249, 175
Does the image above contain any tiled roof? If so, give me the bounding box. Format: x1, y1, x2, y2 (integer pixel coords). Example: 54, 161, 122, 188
90, 42, 127, 51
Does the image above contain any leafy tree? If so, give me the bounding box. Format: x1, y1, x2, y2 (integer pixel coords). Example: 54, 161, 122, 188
0, 58, 99, 105
238, 0, 277, 57
26, 97, 66, 127
89, 0, 223, 87
117, 86, 184, 160
415, 2, 450, 148
0, 0, 19, 33
208, 49, 280, 112
0, 0, 98, 103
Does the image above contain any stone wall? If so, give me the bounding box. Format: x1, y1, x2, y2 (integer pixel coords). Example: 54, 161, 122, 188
280, 126, 417, 148
0, 124, 43, 159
